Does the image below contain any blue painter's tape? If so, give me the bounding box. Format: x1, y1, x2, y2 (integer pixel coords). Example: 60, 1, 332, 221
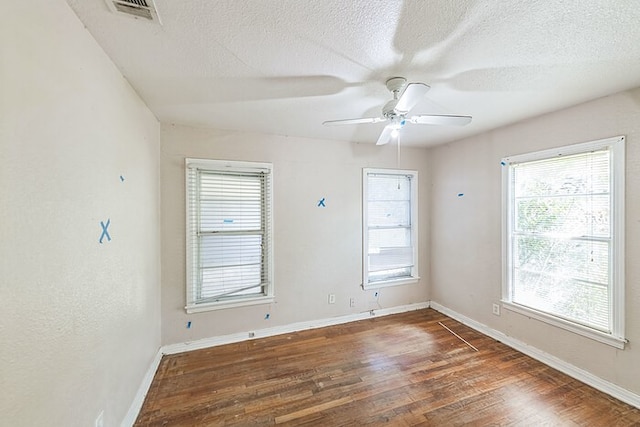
264, 313, 270, 320
120, 175, 125, 182
500, 161, 506, 166
99, 219, 111, 244
458, 193, 464, 197
187, 321, 192, 329
318, 198, 326, 207
223, 219, 234, 223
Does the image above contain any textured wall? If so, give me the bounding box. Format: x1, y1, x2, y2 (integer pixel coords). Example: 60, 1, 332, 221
430, 88, 640, 395
160, 124, 430, 346
0, 1, 161, 426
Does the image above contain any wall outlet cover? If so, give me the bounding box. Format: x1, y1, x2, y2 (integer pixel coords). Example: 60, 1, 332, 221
492, 303, 501, 316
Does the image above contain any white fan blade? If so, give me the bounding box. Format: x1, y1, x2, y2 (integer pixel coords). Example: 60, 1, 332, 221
408, 114, 472, 126
323, 117, 385, 126
395, 82, 430, 113
376, 125, 396, 145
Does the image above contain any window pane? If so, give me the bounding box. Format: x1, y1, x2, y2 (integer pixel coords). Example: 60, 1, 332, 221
186, 160, 273, 309
368, 226, 413, 280
368, 200, 410, 227
509, 147, 614, 333
369, 267, 412, 283
514, 150, 610, 197
200, 234, 263, 268
368, 246, 413, 272
201, 265, 263, 299
200, 200, 262, 231
198, 233, 264, 300
368, 175, 410, 200
200, 173, 263, 232
364, 170, 417, 286
514, 236, 609, 286
368, 228, 411, 249
515, 195, 610, 237
513, 270, 609, 331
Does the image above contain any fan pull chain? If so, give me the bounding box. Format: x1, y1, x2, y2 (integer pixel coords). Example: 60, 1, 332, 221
397, 133, 401, 171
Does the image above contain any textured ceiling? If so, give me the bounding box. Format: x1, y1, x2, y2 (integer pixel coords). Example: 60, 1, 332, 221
65, 0, 640, 147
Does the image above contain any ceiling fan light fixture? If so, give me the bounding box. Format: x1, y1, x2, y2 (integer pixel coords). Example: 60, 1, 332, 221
390, 117, 406, 130
322, 77, 472, 146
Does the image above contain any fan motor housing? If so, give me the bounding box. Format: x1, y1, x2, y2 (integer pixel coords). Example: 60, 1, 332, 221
383, 77, 407, 118
382, 99, 399, 118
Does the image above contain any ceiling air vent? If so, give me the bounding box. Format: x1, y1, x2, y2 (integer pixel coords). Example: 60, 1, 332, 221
104, 0, 162, 24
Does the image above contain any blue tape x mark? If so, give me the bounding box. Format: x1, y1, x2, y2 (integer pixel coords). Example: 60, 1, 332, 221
317, 198, 326, 207
99, 219, 111, 244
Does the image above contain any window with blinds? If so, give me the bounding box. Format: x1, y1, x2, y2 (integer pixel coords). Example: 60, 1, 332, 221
185, 159, 273, 312
503, 136, 626, 348
363, 169, 419, 289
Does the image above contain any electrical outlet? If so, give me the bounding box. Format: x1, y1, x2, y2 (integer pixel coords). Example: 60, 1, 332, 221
95, 411, 104, 427
248, 331, 255, 338
328, 293, 336, 304
349, 297, 355, 307
492, 303, 501, 316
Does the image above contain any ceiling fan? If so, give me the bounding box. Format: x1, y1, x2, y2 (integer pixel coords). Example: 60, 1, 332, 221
323, 77, 472, 145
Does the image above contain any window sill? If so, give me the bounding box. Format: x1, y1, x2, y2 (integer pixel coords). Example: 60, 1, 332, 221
363, 276, 420, 290
186, 296, 274, 314
502, 301, 627, 349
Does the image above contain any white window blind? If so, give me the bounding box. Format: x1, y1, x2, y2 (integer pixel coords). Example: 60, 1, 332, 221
503, 136, 625, 348
363, 169, 418, 288
186, 159, 273, 312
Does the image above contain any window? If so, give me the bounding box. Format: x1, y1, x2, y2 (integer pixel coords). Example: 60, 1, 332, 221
363, 168, 419, 289
185, 159, 273, 313
502, 136, 625, 348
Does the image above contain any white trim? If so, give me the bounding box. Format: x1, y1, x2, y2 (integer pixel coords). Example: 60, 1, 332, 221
501, 157, 511, 304
162, 302, 430, 355
611, 138, 625, 339
122, 302, 429, 423
502, 135, 625, 164
362, 168, 419, 290
186, 157, 272, 173
502, 300, 626, 349
501, 135, 626, 344
186, 296, 275, 314
123, 300, 638, 425
120, 348, 163, 427
429, 301, 640, 410
185, 158, 275, 312
362, 276, 420, 290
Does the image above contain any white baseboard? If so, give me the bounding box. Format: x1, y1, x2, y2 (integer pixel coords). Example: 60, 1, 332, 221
123, 300, 639, 426
162, 302, 430, 355
122, 302, 430, 425
429, 301, 640, 410
120, 348, 163, 427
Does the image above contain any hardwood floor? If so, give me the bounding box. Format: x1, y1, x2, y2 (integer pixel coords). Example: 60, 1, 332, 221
135, 309, 640, 426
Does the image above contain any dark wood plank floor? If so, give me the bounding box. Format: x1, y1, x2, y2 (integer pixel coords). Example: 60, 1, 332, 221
135, 309, 640, 426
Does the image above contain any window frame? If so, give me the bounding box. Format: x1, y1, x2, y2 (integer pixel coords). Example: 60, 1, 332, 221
362, 168, 419, 290
185, 158, 274, 313
501, 136, 626, 348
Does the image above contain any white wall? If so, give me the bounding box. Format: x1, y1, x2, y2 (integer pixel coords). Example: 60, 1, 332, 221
430, 88, 640, 396
161, 124, 430, 345
0, 1, 161, 426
